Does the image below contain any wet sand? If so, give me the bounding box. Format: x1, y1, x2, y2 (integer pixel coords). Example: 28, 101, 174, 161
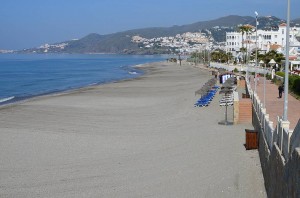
0, 61, 266, 197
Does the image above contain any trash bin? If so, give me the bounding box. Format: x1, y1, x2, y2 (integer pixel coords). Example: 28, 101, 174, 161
242, 93, 250, 98
245, 129, 258, 150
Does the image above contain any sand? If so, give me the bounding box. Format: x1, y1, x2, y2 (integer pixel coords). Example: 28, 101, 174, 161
0, 61, 266, 197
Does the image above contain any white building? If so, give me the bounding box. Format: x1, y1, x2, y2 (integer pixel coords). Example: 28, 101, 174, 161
226, 23, 300, 62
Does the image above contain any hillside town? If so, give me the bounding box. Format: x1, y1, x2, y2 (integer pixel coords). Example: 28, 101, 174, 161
0, 49, 14, 53
38, 43, 69, 53
131, 22, 300, 68
131, 32, 212, 54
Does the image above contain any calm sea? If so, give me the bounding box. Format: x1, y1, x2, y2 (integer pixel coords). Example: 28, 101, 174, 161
0, 54, 165, 105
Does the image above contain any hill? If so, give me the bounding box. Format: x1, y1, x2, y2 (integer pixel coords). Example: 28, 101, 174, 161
20, 15, 299, 54
292, 18, 300, 26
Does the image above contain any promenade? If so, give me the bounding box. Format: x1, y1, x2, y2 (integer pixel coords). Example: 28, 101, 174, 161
210, 62, 300, 129
250, 76, 300, 130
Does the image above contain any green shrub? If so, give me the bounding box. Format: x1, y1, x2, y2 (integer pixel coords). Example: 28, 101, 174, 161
276, 71, 285, 77
272, 77, 278, 84
233, 68, 238, 73
289, 75, 298, 90
293, 77, 300, 93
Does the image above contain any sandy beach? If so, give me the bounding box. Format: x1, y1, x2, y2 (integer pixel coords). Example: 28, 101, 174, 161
0, 61, 266, 197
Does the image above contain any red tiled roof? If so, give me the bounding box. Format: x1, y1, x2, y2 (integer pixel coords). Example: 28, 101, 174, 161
289, 56, 298, 60
269, 44, 281, 50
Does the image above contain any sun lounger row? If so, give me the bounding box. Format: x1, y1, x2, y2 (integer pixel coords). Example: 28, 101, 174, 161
194, 86, 219, 107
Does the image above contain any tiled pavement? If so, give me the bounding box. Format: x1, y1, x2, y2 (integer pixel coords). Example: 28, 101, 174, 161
250, 76, 300, 130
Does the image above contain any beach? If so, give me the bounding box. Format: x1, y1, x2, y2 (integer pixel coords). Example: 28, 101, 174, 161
0, 61, 266, 197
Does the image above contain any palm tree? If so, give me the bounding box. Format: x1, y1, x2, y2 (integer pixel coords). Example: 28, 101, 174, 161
238, 26, 247, 49
251, 50, 285, 68
210, 50, 233, 63
238, 25, 254, 63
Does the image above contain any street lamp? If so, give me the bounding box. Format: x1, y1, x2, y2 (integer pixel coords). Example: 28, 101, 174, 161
259, 60, 266, 108
283, 0, 290, 121
254, 11, 259, 94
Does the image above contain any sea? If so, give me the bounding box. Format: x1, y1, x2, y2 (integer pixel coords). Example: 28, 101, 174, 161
0, 54, 166, 105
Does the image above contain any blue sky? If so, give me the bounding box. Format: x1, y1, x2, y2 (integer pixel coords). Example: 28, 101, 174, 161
0, 0, 299, 50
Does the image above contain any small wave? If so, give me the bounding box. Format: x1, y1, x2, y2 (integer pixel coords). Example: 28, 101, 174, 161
0, 96, 15, 103
129, 71, 138, 75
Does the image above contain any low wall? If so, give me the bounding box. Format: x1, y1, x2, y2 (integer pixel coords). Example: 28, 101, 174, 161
233, 92, 239, 125
258, 131, 300, 197
251, 85, 300, 197
287, 148, 300, 197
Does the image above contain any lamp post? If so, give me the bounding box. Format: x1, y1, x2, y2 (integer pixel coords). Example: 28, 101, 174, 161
260, 60, 265, 108
254, 11, 259, 94
283, 0, 290, 121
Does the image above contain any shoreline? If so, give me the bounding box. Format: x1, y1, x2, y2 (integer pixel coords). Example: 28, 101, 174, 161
0, 61, 162, 109
0, 53, 167, 108
0, 61, 266, 197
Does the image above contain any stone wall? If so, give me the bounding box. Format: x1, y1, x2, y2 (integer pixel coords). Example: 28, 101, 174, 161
255, 111, 300, 197
286, 148, 300, 197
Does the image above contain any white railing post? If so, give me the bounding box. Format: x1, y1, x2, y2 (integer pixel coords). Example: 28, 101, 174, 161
289, 119, 300, 156
268, 121, 274, 150
287, 129, 293, 157
262, 108, 267, 132
265, 114, 270, 136
256, 98, 261, 115
281, 120, 290, 158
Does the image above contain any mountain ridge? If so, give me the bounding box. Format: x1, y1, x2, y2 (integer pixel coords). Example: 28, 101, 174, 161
20, 15, 300, 54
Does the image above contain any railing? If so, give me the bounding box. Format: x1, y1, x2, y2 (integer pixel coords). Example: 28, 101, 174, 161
247, 80, 300, 161
274, 74, 284, 81
289, 119, 300, 156
264, 113, 274, 150
212, 62, 300, 161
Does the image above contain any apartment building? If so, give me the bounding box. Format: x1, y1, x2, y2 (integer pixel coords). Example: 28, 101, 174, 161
226, 24, 300, 61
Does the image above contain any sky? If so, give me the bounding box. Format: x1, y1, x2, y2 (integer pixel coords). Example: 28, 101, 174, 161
0, 0, 299, 50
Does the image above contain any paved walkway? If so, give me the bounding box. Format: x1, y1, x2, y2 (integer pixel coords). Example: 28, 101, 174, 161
250, 76, 300, 130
